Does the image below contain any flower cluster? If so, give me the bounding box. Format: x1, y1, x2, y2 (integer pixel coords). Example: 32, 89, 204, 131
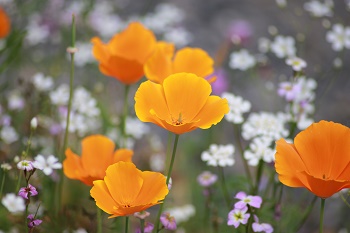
201, 144, 235, 167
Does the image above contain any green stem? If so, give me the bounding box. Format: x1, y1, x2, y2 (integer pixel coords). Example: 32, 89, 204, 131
164, 132, 173, 174
319, 198, 325, 233
57, 14, 76, 215
140, 219, 145, 233
253, 159, 264, 195
0, 171, 5, 197
120, 85, 130, 148
125, 216, 129, 233
295, 195, 318, 232
233, 124, 252, 183
155, 134, 180, 232
97, 206, 102, 233
218, 167, 231, 209
339, 191, 350, 208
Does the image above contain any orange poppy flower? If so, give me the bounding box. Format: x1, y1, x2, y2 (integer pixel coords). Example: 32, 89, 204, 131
91, 22, 157, 85
0, 7, 10, 38
90, 161, 169, 218
144, 42, 216, 84
134, 72, 229, 135
275, 120, 350, 198
63, 135, 133, 186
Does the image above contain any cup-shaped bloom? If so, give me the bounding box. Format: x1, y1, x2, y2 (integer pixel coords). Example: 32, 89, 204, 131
135, 73, 229, 135
275, 120, 350, 198
90, 161, 169, 218
0, 7, 10, 38
144, 42, 215, 84
91, 22, 157, 85
63, 135, 133, 186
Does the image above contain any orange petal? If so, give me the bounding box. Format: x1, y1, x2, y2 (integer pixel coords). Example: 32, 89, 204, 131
90, 180, 118, 214
81, 135, 115, 180
113, 149, 133, 163
99, 56, 144, 84
296, 171, 350, 198
191, 95, 229, 129
0, 7, 10, 38
134, 171, 169, 205
173, 48, 214, 78
275, 139, 307, 187
134, 80, 171, 125
109, 22, 157, 64
294, 121, 350, 180
162, 73, 212, 123
144, 41, 175, 84
91, 37, 110, 63
63, 148, 88, 182
107, 204, 155, 218
104, 162, 143, 206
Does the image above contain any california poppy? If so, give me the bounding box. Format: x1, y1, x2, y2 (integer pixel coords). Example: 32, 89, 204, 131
91, 22, 157, 85
275, 120, 350, 198
63, 135, 133, 186
144, 42, 215, 84
0, 7, 10, 38
134, 72, 229, 135
90, 161, 169, 218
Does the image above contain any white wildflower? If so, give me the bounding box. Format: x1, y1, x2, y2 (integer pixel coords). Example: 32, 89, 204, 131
50, 84, 69, 106
221, 92, 251, 124
1, 193, 25, 214
286, 57, 307, 71
326, 24, 350, 51
270, 35, 296, 58
163, 27, 192, 47
244, 137, 275, 166
304, 0, 333, 17
229, 49, 256, 71
26, 14, 50, 45
165, 204, 196, 224
125, 117, 150, 139
32, 73, 54, 91
258, 37, 270, 53
7, 91, 24, 110
72, 42, 95, 67
0, 126, 19, 144
201, 144, 235, 167
33, 155, 62, 176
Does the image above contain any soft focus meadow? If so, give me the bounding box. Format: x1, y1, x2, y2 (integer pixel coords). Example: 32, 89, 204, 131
1, 0, 350, 233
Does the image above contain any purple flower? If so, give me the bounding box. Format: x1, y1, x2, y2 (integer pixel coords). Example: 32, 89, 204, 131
210, 68, 229, 95
227, 20, 253, 45
197, 171, 218, 187
277, 81, 302, 102
18, 184, 38, 199
252, 216, 273, 233
227, 206, 250, 228
17, 160, 35, 171
27, 214, 42, 228
134, 211, 150, 220
234, 191, 262, 209
160, 213, 177, 230
135, 222, 154, 233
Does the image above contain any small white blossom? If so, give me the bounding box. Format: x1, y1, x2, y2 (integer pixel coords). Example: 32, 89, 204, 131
30, 117, 38, 129
26, 14, 50, 45
221, 92, 251, 124
286, 57, 307, 71
244, 137, 275, 166
304, 0, 333, 17
326, 24, 350, 51
125, 117, 150, 139
33, 155, 62, 176
1, 193, 25, 214
1, 126, 19, 144
163, 27, 192, 47
50, 84, 70, 106
7, 91, 24, 110
150, 153, 165, 172
72, 42, 95, 67
32, 73, 54, 91
229, 49, 256, 71
258, 37, 270, 53
276, 0, 287, 8
201, 144, 235, 167
17, 160, 34, 171
1, 163, 12, 170
270, 35, 296, 58
165, 204, 195, 224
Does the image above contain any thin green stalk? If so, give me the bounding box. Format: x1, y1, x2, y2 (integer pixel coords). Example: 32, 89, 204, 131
97, 206, 102, 233
120, 85, 130, 148
233, 124, 252, 183
252, 159, 264, 195
339, 191, 350, 208
295, 195, 318, 232
218, 167, 231, 209
319, 198, 325, 233
125, 216, 129, 233
57, 14, 76, 215
164, 132, 173, 174
0, 171, 5, 197
155, 134, 180, 232
140, 219, 145, 233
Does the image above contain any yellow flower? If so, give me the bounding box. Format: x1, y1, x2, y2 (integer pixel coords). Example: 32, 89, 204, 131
63, 135, 133, 186
0, 7, 10, 38
91, 22, 157, 85
90, 161, 169, 218
144, 42, 216, 84
275, 120, 350, 198
134, 72, 229, 135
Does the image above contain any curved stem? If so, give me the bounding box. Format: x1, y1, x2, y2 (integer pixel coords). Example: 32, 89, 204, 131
155, 134, 180, 232
319, 198, 325, 233
124, 216, 129, 233
218, 167, 231, 209
339, 191, 350, 208
120, 85, 130, 148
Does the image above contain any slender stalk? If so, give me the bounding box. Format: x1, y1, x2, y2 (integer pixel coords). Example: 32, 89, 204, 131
295, 195, 318, 232
125, 216, 129, 233
164, 132, 173, 174
339, 191, 350, 208
120, 85, 130, 148
155, 134, 180, 232
319, 198, 325, 233
97, 206, 102, 233
252, 159, 264, 195
0, 171, 5, 196
57, 14, 76, 214
140, 219, 145, 233
233, 124, 252, 183
218, 167, 231, 209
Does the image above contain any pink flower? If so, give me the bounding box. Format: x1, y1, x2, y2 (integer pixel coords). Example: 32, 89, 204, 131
252, 215, 274, 233
27, 214, 42, 228
18, 184, 38, 199
197, 171, 218, 187
160, 213, 177, 230
227, 206, 250, 228
277, 81, 302, 101
135, 222, 154, 233
227, 20, 253, 45
234, 191, 262, 209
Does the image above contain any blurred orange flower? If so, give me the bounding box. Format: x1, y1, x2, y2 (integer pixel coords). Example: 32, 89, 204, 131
135, 72, 229, 135
91, 22, 157, 85
63, 135, 133, 186
90, 161, 169, 218
275, 120, 350, 198
0, 7, 10, 38
144, 42, 215, 84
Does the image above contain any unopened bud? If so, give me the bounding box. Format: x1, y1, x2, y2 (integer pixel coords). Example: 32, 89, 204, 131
66, 47, 78, 54
30, 117, 38, 129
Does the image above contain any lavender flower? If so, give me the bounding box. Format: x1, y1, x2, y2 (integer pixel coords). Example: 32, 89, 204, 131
197, 171, 218, 187
234, 191, 262, 209
17, 160, 35, 171
135, 222, 154, 233
27, 214, 43, 228
227, 206, 250, 228
18, 184, 38, 199
160, 213, 177, 230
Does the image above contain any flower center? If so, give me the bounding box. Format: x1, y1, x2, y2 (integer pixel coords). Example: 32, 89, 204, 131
172, 113, 184, 126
